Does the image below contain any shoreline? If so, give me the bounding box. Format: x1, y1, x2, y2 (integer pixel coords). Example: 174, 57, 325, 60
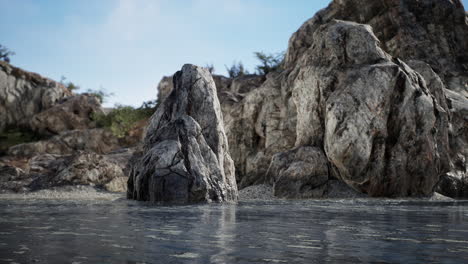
0, 184, 455, 202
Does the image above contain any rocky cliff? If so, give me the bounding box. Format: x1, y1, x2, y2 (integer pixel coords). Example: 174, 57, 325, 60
155, 0, 467, 198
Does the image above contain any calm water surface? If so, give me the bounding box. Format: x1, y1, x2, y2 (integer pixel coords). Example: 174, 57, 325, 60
0, 198, 467, 264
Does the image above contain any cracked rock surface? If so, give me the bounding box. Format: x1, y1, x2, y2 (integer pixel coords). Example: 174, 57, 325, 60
127, 64, 238, 203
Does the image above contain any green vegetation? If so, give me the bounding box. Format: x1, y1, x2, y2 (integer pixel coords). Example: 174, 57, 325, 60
253, 51, 284, 75
225, 61, 249, 78
0, 128, 43, 155
0, 44, 15, 63
92, 100, 156, 138
60, 76, 80, 92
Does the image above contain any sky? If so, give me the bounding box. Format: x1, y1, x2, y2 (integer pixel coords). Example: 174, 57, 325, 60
1, 0, 467, 107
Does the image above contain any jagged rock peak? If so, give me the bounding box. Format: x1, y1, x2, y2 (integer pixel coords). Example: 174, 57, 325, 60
127, 64, 238, 203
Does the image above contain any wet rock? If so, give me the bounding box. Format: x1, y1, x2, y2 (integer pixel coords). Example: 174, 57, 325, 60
128, 64, 237, 203
29, 94, 104, 136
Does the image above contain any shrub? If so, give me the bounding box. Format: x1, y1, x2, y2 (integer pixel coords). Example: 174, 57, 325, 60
92, 101, 156, 138
0, 44, 15, 63
254, 51, 284, 75
225, 61, 249, 78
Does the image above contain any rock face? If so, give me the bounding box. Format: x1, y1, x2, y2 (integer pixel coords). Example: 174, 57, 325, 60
287, 0, 468, 97
30, 94, 103, 136
154, 0, 467, 198
0, 61, 70, 132
128, 64, 238, 203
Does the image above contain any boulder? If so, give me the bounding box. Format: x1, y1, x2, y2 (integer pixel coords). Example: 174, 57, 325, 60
29, 94, 104, 136
298, 20, 448, 197
267, 146, 329, 199
128, 64, 238, 203
52, 152, 125, 190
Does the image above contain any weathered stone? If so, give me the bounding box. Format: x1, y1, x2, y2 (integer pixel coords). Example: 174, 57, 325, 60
267, 146, 328, 199
287, 0, 468, 97
53, 152, 125, 188
305, 21, 447, 197
128, 64, 238, 203
30, 94, 103, 136
8, 129, 120, 158
0, 61, 70, 132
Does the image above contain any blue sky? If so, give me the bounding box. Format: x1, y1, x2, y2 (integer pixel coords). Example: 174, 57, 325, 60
1, 0, 467, 106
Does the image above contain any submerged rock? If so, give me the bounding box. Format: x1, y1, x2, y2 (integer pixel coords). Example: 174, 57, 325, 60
127, 64, 238, 203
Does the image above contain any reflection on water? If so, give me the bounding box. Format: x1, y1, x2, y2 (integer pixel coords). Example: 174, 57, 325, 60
0, 198, 467, 263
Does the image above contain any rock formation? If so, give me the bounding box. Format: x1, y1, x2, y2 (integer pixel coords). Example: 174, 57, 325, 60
0, 61, 71, 132
127, 64, 238, 203
152, 0, 467, 199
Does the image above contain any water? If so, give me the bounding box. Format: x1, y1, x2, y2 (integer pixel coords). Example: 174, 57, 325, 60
0, 197, 467, 264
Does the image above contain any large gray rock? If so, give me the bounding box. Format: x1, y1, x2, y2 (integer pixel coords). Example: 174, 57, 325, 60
0, 61, 70, 132
128, 64, 238, 203
316, 22, 447, 196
